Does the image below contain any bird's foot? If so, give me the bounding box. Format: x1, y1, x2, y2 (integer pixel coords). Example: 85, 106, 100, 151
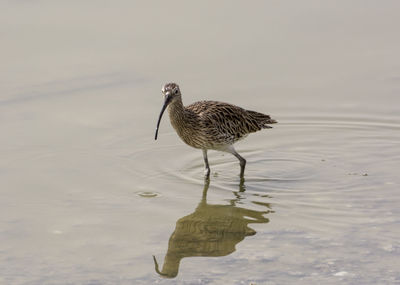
239, 158, 246, 178
239, 177, 246, 192
239, 164, 245, 178
204, 168, 210, 178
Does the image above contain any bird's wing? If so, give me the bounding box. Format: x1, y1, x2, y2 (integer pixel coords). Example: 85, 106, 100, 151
188, 101, 263, 142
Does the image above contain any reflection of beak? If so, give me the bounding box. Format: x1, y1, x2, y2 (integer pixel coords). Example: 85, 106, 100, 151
152, 255, 170, 277
155, 93, 172, 140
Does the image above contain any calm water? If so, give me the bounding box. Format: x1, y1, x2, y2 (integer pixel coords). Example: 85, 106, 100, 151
1, 1, 400, 284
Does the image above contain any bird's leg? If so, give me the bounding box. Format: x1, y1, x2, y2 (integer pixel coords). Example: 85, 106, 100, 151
226, 146, 246, 178
202, 149, 210, 177
237, 154, 246, 178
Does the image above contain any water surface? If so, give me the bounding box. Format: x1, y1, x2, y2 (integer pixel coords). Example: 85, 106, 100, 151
1, 1, 400, 284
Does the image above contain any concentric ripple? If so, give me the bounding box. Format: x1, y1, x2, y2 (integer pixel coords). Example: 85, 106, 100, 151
128, 114, 400, 191
120, 113, 400, 234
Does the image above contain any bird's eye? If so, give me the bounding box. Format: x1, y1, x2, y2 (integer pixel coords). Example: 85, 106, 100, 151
174, 89, 179, 95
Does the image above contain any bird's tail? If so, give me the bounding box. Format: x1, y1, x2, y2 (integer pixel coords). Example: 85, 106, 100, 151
247, 110, 277, 129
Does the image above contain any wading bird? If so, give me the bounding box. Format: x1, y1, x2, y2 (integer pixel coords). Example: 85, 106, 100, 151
155, 83, 276, 177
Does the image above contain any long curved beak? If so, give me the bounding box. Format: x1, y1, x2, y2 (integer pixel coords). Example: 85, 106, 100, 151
155, 94, 171, 140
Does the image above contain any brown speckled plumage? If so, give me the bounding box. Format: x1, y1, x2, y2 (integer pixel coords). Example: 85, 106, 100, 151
155, 83, 277, 177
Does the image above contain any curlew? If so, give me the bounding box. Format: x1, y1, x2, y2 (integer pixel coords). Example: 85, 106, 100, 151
155, 83, 277, 178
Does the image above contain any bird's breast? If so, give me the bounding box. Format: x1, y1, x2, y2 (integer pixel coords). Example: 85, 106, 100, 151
168, 109, 205, 149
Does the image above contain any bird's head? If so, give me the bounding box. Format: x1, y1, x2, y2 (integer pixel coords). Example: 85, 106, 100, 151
162, 83, 181, 102
155, 83, 181, 140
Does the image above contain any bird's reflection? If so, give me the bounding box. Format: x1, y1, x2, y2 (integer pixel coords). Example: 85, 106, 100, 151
153, 178, 273, 278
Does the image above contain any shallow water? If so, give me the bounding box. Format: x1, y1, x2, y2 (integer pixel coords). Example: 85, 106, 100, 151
1, 1, 400, 284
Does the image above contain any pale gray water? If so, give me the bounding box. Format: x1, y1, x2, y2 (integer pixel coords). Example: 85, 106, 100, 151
1, 1, 400, 284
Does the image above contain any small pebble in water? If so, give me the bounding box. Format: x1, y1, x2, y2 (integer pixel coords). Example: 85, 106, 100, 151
136, 191, 160, 198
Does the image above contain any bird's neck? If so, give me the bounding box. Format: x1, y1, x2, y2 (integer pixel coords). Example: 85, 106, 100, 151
167, 97, 188, 132
168, 97, 185, 119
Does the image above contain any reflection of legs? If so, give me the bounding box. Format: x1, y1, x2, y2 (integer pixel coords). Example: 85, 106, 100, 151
226, 146, 246, 178
201, 176, 210, 202
202, 149, 210, 177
